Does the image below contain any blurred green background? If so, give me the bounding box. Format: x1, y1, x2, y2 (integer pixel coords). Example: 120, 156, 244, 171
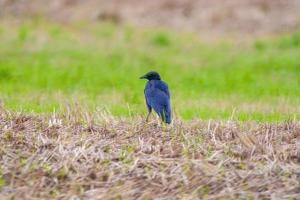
0, 20, 299, 121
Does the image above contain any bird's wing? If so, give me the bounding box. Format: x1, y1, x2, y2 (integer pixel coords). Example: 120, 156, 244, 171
155, 81, 170, 98
150, 90, 171, 123
145, 82, 167, 107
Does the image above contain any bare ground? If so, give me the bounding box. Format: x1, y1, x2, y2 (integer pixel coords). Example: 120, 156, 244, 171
0, 109, 299, 199
1, 0, 300, 36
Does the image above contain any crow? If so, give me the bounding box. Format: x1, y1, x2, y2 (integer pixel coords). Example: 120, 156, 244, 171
140, 71, 171, 124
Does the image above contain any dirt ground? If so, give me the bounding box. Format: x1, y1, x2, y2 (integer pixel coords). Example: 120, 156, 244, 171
1, 0, 300, 36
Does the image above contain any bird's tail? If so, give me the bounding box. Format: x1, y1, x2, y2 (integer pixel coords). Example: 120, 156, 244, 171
165, 114, 171, 124
161, 109, 171, 124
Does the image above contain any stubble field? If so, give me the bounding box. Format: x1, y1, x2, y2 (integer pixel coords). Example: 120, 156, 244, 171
0, 109, 299, 199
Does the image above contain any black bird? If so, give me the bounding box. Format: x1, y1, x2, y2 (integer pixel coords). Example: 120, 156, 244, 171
140, 71, 171, 124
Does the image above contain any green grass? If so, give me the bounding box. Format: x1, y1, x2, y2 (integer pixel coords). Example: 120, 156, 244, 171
0, 21, 299, 121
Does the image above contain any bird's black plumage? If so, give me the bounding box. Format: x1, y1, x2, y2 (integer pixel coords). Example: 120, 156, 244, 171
140, 71, 171, 124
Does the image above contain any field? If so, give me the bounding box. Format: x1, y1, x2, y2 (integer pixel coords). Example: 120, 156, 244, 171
0, 110, 299, 199
0, 21, 300, 121
1, 3, 300, 198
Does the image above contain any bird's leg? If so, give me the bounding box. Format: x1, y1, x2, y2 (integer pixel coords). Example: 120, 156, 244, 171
146, 111, 151, 122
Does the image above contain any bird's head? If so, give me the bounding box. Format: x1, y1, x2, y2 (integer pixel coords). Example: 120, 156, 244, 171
140, 71, 161, 80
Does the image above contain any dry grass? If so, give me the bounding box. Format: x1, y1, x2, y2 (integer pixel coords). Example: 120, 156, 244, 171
0, 108, 299, 199
2, 0, 300, 36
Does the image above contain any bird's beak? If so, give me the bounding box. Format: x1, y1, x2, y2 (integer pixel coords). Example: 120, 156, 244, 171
140, 75, 147, 79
